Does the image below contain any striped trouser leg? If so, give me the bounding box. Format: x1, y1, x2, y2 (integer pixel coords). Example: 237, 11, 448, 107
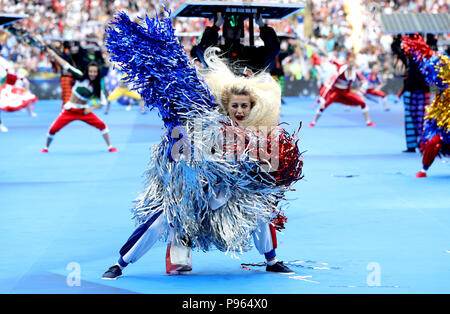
60, 76, 74, 107
117, 210, 166, 267
403, 91, 418, 149
410, 91, 428, 145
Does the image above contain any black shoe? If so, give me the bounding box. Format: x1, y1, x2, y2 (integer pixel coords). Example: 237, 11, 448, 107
177, 265, 192, 272
167, 265, 193, 275
266, 261, 294, 274
403, 148, 416, 153
102, 265, 122, 280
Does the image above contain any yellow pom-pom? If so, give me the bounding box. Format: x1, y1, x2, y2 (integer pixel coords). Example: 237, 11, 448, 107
425, 89, 450, 131
437, 54, 450, 85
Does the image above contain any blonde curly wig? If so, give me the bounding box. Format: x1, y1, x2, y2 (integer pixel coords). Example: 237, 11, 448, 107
198, 47, 281, 129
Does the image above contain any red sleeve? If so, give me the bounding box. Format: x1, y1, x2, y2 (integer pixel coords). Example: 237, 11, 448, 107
6, 73, 18, 85
332, 59, 342, 69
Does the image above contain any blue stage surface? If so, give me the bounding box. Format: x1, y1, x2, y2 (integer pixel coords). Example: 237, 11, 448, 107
0, 97, 449, 294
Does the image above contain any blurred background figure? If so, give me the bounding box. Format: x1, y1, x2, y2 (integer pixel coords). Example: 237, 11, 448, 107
191, 12, 280, 74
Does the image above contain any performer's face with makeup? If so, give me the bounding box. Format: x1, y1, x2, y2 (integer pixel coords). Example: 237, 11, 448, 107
88, 65, 99, 81
227, 94, 252, 124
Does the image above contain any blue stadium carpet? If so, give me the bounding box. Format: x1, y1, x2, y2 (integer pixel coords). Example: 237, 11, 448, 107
0, 97, 449, 294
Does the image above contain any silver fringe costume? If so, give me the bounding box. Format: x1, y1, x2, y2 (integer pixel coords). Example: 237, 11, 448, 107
132, 110, 284, 255
106, 11, 297, 256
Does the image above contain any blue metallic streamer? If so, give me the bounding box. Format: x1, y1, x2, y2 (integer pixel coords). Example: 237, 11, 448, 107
106, 11, 217, 151
409, 52, 448, 90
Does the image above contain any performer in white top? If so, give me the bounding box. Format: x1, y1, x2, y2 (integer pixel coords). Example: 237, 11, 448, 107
40, 48, 117, 153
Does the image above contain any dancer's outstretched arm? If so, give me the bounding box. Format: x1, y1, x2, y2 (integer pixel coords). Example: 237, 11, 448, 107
46, 47, 83, 79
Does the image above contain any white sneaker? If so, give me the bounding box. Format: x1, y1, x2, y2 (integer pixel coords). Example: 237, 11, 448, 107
125, 105, 132, 111
0, 124, 8, 132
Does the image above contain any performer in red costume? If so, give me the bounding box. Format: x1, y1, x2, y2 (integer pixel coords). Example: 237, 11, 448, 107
308, 52, 375, 127
0, 59, 39, 132
0, 70, 38, 112
40, 48, 118, 153
361, 62, 390, 111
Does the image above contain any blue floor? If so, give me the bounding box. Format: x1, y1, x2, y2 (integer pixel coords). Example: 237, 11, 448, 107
0, 97, 449, 294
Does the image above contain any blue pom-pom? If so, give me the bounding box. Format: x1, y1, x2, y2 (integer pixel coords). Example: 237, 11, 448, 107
410, 52, 448, 90
106, 11, 217, 135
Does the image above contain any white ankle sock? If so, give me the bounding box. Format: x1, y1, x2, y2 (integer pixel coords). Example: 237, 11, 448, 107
115, 263, 124, 270
267, 258, 278, 266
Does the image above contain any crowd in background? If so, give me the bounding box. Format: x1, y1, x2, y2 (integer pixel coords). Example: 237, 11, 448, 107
0, 0, 448, 81
304, 0, 448, 80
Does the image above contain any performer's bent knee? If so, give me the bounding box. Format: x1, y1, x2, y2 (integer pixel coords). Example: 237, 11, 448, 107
318, 105, 327, 112
48, 127, 59, 135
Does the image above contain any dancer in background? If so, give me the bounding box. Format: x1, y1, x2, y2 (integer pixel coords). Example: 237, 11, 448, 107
14, 67, 38, 117
308, 52, 375, 127
310, 52, 336, 108
0, 57, 38, 131
106, 68, 146, 114
0, 68, 38, 114
49, 40, 111, 110
401, 57, 430, 153
40, 47, 117, 153
393, 35, 430, 153
401, 35, 450, 177
361, 62, 390, 111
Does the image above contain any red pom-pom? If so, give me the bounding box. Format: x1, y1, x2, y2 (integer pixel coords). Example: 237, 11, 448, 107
401, 34, 435, 61
271, 210, 288, 231
218, 122, 305, 232
267, 125, 304, 187
218, 122, 304, 188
